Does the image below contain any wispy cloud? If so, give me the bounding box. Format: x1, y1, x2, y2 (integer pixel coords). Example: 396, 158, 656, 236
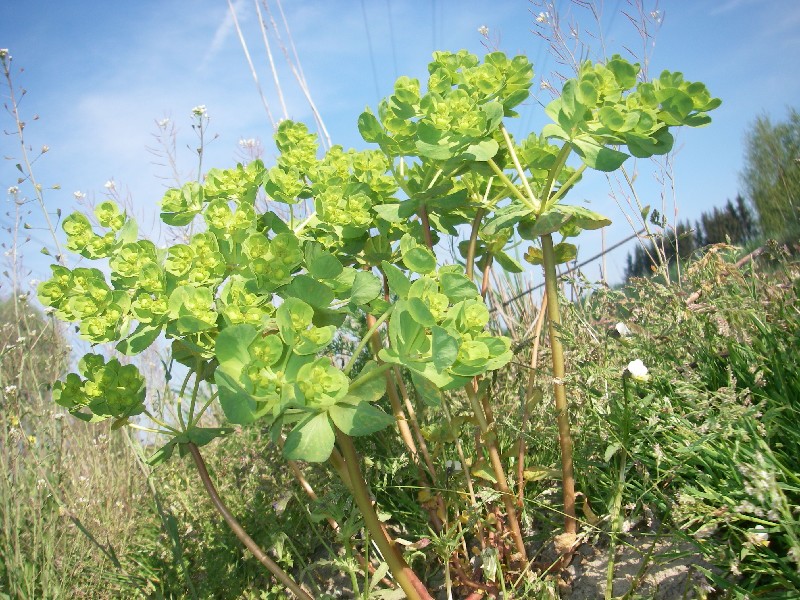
202, 0, 249, 69
709, 0, 763, 16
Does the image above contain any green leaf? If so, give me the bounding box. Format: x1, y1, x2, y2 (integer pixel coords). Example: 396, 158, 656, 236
372, 203, 403, 223
604, 442, 622, 463
116, 322, 163, 356
186, 426, 231, 447
410, 371, 442, 407
350, 271, 382, 305
117, 217, 138, 245
342, 361, 387, 404
463, 138, 499, 162
328, 403, 395, 437
471, 460, 498, 483
406, 297, 436, 327
607, 56, 638, 89
518, 207, 572, 238
524, 246, 543, 265
570, 137, 629, 172
363, 235, 394, 265
358, 110, 384, 143
492, 250, 523, 273
147, 439, 178, 466
381, 261, 411, 299
431, 326, 459, 371
482, 205, 533, 237
553, 242, 578, 264
440, 271, 480, 302
215, 324, 257, 378
402, 246, 436, 274
283, 275, 335, 308
215, 369, 257, 424
306, 245, 343, 280
283, 413, 335, 463
560, 205, 612, 230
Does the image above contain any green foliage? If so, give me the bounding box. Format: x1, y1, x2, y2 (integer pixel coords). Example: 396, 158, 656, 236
550, 246, 800, 595
34, 46, 722, 597
742, 107, 800, 241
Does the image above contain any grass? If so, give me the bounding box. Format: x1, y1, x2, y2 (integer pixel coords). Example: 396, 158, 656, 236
1, 244, 798, 598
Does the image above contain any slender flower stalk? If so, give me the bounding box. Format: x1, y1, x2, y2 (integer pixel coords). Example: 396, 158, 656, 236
187, 443, 313, 600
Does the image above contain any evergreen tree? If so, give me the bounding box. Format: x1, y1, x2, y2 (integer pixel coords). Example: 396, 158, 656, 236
741, 108, 800, 240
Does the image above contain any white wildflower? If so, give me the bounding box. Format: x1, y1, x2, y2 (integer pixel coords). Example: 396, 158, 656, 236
746, 528, 769, 546
478, 25, 489, 36
536, 11, 549, 24
73, 190, 86, 200
104, 180, 115, 191
157, 118, 170, 128
238, 138, 257, 149
191, 105, 207, 117
41, 145, 49, 153
615, 322, 632, 337
650, 10, 662, 23
625, 359, 650, 381
8, 185, 20, 195
3, 385, 17, 395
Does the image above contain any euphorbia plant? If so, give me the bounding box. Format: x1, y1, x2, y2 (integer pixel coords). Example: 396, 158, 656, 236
39, 49, 718, 597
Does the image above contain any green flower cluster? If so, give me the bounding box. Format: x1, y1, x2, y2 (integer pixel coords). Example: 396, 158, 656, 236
53, 353, 145, 422
544, 55, 721, 171
378, 235, 512, 393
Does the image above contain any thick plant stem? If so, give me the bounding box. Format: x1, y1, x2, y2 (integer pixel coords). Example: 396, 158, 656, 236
464, 385, 529, 564
186, 443, 313, 600
540, 233, 577, 535
335, 430, 433, 600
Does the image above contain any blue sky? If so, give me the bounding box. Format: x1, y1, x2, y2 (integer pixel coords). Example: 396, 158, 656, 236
2, 0, 799, 286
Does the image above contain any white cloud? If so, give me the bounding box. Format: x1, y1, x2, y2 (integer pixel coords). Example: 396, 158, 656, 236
202, 0, 249, 69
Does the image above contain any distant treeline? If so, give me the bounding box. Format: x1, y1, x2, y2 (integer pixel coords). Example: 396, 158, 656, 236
625, 107, 799, 281
624, 196, 757, 280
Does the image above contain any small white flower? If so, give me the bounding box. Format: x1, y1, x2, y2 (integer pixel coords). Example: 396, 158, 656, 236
73, 190, 86, 200
478, 25, 489, 36
191, 104, 207, 117
626, 359, 649, 381
0, 49, 9, 59
650, 10, 662, 23
536, 11, 549, 24
157, 118, 170, 127
29, 279, 39, 287
238, 138, 257, 149
746, 528, 770, 546
8, 186, 19, 195
104, 180, 115, 190
41, 145, 49, 153
3, 385, 17, 395
615, 322, 632, 337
